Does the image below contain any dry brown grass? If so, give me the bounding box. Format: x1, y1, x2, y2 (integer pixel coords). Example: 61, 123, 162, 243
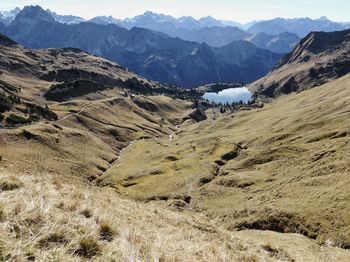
98, 74, 350, 250
0, 170, 301, 262
1, 170, 348, 261
1, 39, 350, 261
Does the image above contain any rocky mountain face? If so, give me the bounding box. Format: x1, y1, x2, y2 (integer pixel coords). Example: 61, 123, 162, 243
88, 16, 121, 26
247, 32, 301, 54
1, 6, 282, 87
248, 17, 349, 38
0, 22, 5, 32
46, 9, 86, 24
0, 7, 21, 26
176, 26, 251, 47
250, 29, 350, 98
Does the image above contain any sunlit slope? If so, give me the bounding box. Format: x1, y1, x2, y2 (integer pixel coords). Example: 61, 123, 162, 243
99, 74, 350, 247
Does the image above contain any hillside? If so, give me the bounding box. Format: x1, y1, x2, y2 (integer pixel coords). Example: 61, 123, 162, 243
98, 73, 350, 250
249, 29, 350, 99
247, 32, 300, 54
0, 29, 350, 260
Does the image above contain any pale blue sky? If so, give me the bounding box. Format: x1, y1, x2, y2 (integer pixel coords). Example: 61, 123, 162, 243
0, 0, 349, 23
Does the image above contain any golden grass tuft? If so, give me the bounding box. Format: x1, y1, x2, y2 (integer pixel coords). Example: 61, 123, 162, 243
74, 237, 101, 258
0, 176, 23, 191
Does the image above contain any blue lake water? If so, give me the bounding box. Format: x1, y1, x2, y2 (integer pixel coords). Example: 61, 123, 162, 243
202, 87, 252, 104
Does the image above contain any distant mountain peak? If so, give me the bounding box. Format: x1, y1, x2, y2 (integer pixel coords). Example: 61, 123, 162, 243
13, 5, 55, 23
201, 15, 215, 20
143, 11, 157, 16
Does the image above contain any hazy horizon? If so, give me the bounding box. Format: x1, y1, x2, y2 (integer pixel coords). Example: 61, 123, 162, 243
0, 0, 349, 23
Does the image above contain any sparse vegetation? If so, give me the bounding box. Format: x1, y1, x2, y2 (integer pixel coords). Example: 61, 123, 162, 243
99, 222, 116, 241
38, 232, 69, 249
75, 237, 101, 258
0, 177, 23, 191
6, 113, 32, 125
25, 103, 58, 121
81, 208, 93, 218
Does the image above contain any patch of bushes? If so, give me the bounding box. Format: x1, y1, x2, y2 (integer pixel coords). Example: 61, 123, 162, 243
0, 93, 13, 113
74, 237, 101, 258
25, 103, 58, 121
22, 129, 39, 140
38, 232, 69, 249
0, 80, 20, 93
99, 222, 116, 242
45, 79, 112, 102
0, 113, 4, 122
6, 114, 32, 125
233, 211, 319, 240
0, 207, 5, 222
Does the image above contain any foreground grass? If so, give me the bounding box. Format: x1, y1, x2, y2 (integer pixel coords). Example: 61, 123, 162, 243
0, 170, 288, 262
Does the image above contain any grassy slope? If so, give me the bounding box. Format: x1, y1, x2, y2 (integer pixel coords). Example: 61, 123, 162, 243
99, 74, 350, 248
1, 39, 350, 260
1, 169, 350, 261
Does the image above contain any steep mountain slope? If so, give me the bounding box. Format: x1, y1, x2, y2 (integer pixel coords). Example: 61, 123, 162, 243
2, 6, 282, 87
248, 17, 348, 37
176, 26, 251, 47
247, 32, 301, 54
0, 7, 21, 26
0, 21, 5, 32
250, 29, 350, 98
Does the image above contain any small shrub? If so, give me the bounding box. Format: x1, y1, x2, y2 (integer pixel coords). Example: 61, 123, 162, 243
6, 114, 32, 125
52, 123, 63, 130
25, 103, 58, 121
22, 129, 37, 140
80, 209, 93, 218
38, 232, 69, 249
74, 237, 101, 258
99, 222, 116, 242
0, 95, 12, 113
0, 113, 4, 122
0, 207, 5, 222
0, 177, 23, 191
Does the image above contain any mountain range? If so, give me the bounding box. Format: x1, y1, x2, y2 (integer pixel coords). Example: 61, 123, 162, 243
1, 7, 349, 52
0, 6, 282, 87
248, 16, 347, 37
0, 6, 349, 87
